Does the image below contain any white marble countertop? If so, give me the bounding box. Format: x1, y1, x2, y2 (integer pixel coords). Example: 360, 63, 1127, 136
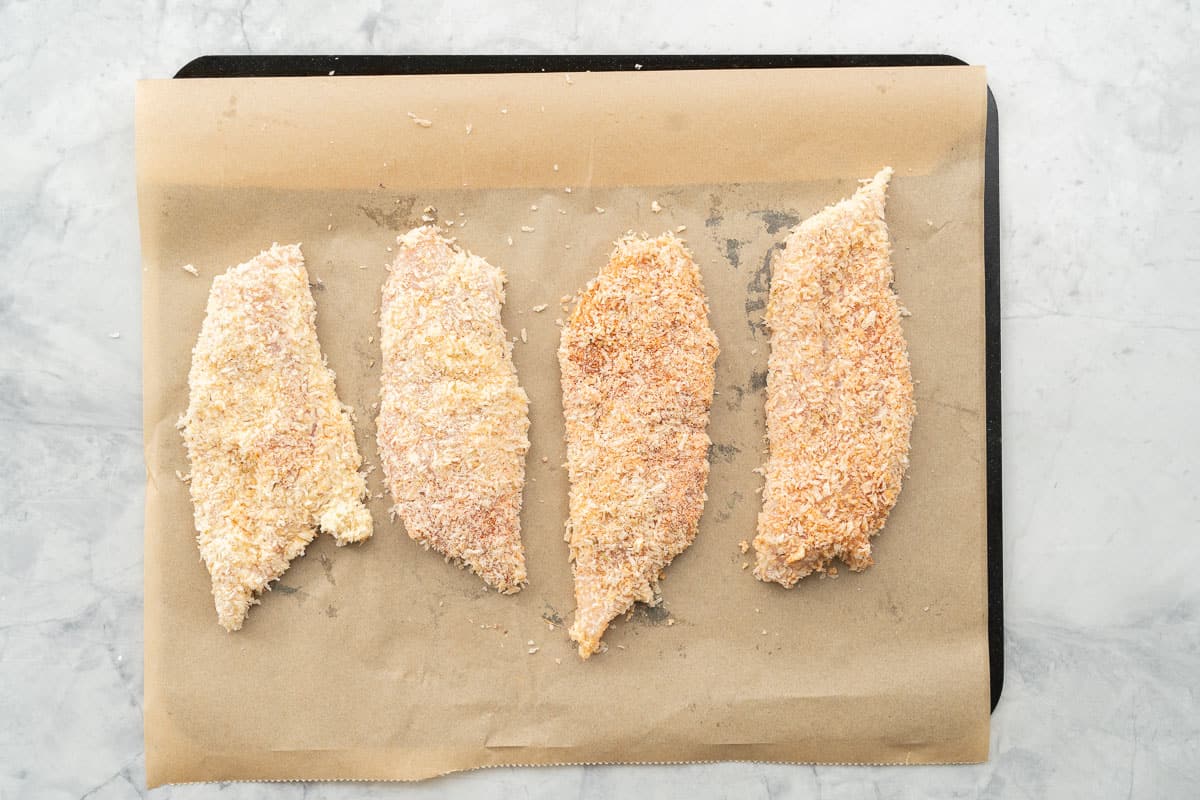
2, 1, 1197, 797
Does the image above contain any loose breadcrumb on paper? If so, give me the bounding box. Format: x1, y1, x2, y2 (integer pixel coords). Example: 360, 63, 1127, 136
376, 226, 531, 593
520, 226, 535, 233
532, 304, 548, 313
754, 167, 914, 587
412, 117, 433, 128
180, 243, 372, 632
738, 540, 750, 553
651, 200, 663, 213
465, 123, 473, 135
560, 233, 719, 659
595, 206, 606, 214
520, 328, 527, 343
180, 263, 199, 276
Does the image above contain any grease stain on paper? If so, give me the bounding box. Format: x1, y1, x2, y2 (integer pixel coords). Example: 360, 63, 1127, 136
752, 209, 799, 234
358, 196, 420, 230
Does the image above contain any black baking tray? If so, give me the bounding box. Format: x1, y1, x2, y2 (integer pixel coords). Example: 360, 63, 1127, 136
176, 54, 1004, 713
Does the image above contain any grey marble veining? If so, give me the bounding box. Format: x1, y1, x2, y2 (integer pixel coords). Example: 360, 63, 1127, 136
1, 0, 1197, 797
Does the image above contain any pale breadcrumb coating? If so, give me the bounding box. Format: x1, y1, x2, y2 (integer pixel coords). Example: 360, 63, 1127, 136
560, 233, 719, 658
754, 167, 914, 586
376, 226, 530, 592
181, 243, 372, 631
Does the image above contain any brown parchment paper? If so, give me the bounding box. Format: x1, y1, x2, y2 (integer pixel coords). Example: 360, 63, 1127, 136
136, 66, 990, 787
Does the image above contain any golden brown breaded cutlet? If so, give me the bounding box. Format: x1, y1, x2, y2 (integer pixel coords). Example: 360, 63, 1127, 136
376, 226, 531, 592
754, 168, 914, 586
559, 233, 719, 658
181, 243, 372, 631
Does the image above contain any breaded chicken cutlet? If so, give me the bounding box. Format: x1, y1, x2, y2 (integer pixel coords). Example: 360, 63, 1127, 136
180, 243, 372, 631
560, 233, 719, 658
376, 226, 531, 592
754, 167, 914, 586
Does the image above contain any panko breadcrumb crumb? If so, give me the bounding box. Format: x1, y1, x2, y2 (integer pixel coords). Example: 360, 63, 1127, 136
180, 243, 372, 632
754, 167, 914, 586
559, 233, 719, 658
376, 226, 531, 593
